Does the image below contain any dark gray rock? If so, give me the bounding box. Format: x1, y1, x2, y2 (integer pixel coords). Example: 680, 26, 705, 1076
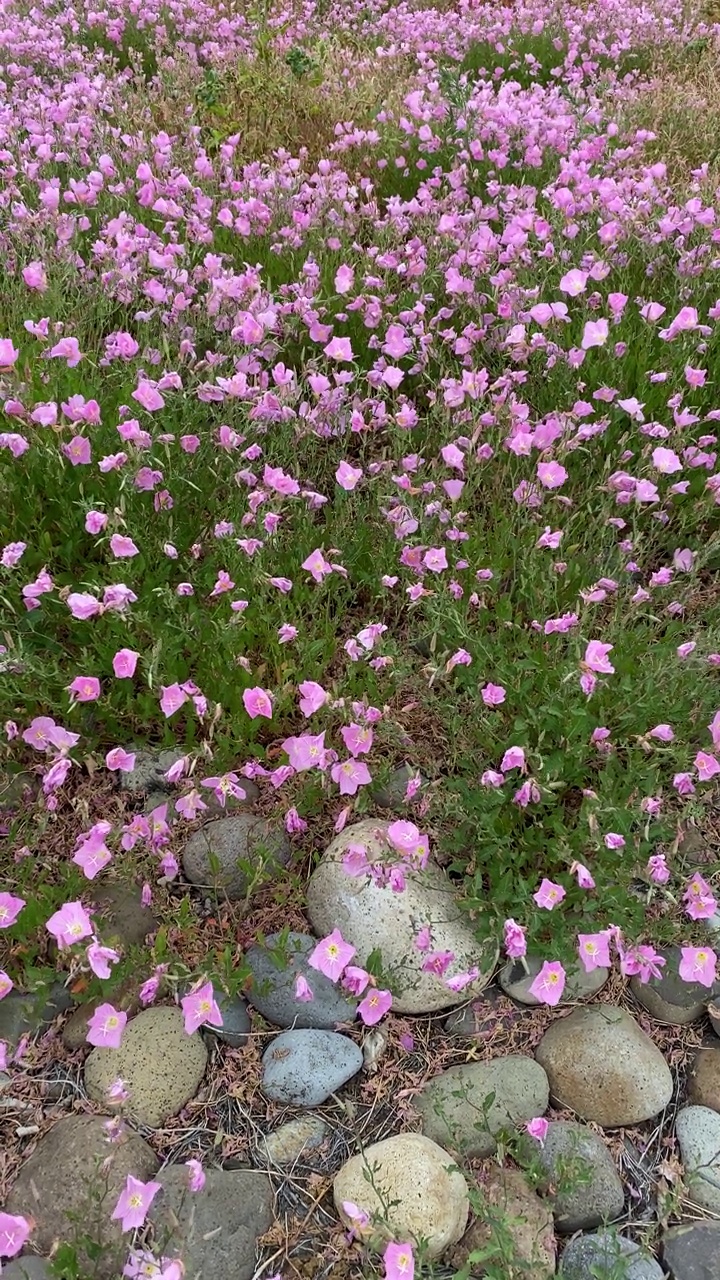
1, 1261, 53, 1280
0, 769, 38, 814
0, 981, 73, 1049
560, 1229, 664, 1279
148, 1165, 273, 1280
262, 1029, 363, 1106
245, 931, 357, 1029
663, 1221, 720, 1280
631, 945, 718, 1025
371, 763, 425, 811
5, 1116, 159, 1279
88, 881, 157, 950
205, 992, 251, 1049
414, 1056, 549, 1158
533, 1121, 624, 1233
182, 815, 291, 900
675, 1106, 720, 1213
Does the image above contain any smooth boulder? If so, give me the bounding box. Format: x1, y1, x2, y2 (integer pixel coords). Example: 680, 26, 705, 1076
676, 1106, 720, 1214
148, 1166, 273, 1280
84, 1006, 207, 1127
245, 931, 356, 1029
261, 1029, 362, 1106
182, 815, 291, 900
415, 1055, 549, 1158
533, 1121, 624, 1233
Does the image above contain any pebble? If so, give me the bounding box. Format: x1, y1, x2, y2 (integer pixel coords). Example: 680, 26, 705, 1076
533, 1121, 624, 1233
0, 769, 37, 813
306, 819, 498, 1013
261, 1028, 363, 1106
414, 1055, 549, 1158
181, 814, 291, 900
688, 1048, 720, 1112
258, 1115, 329, 1166
4, 1115, 158, 1279
559, 1230, 665, 1280
122, 748, 185, 795
0, 981, 74, 1048
500, 955, 609, 1005
535, 1004, 673, 1127
675, 1105, 720, 1214
148, 1166, 273, 1280
88, 881, 157, 950
451, 1168, 555, 1279
663, 1221, 720, 1280
84, 1006, 207, 1127
0, 1262, 53, 1280
204, 991, 251, 1049
630, 945, 716, 1025
245, 930, 357, 1029
334, 1133, 470, 1259
371, 763, 425, 811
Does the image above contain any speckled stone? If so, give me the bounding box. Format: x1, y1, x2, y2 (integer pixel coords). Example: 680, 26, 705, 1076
84, 1006, 207, 1127
148, 1166, 273, 1280
663, 1221, 720, 1280
122, 748, 185, 795
533, 1121, 624, 1233
0, 982, 74, 1049
560, 1229, 664, 1280
258, 1115, 328, 1166
262, 1029, 363, 1106
414, 1056, 549, 1158
676, 1106, 720, 1214
245, 931, 357, 1029
630, 945, 718, 1025
688, 1048, 720, 1112
182, 814, 291, 900
88, 881, 157, 950
0, 1261, 53, 1280
451, 1168, 555, 1279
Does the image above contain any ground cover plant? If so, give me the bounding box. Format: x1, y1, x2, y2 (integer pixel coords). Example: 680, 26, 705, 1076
2, 0, 720, 1272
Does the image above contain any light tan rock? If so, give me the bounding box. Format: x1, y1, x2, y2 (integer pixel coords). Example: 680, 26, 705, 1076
450, 1168, 556, 1277
84, 1005, 207, 1127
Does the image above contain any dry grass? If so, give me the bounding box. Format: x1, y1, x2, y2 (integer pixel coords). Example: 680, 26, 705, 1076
619, 33, 720, 182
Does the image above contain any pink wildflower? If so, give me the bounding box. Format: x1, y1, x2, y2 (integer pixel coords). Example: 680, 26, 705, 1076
243, 687, 274, 719
308, 929, 355, 982
528, 961, 566, 1006
86, 1003, 127, 1048
111, 1176, 162, 1231
357, 989, 393, 1025
181, 982, 223, 1035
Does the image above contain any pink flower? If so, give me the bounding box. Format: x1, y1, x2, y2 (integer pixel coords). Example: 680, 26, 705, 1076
571, 861, 595, 889
298, 681, 328, 715
0, 339, 19, 370
0, 1212, 31, 1258
500, 746, 525, 772
537, 461, 568, 489
86, 1003, 128, 1048
577, 932, 611, 973
342, 965, 371, 996
243, 687, 274, 719
181, 982, 223, 1035
674, 772, 696, 796
160, 684, 189, 717
132, 381, 165, 412
583, 641, 615, 674
341, 723, 373, 757
334, 264, 355, 294
604, 832, 625, 850
46, 900, 93, 946
383, 1241, 414, 1280
0, 970, 14, 999
331, 759, 372, 795
0, 893, 25, 928
677, 641, 697, 659
423, 547, 448, 572
533, 878, 566, 910
324, 336, 353, 362
528, 960, 566, 1006
68, 676, 101, 703
503, 919, 527, 958
336, 461, 363, 491
109, 534, 139, 559
87, 942, 120, 979
652, 447, 683, 474
647, 854, 670, 884
111, 1175, 162, 1231
684, 873, 717, 920
696, 751, 720, 781
85, 509, 108, 534
482, 770, 505, 788
581, 318, 609, 349
308, 929, 355, 982
68, 591, 102, 620
113, 648, 139, 678
186, 1159, 206, 1192
49, 336, 82, 366
525, 1117, 549, 1144
679, 946, 717, 988
106, 747, 136, 772
481, 683, 506, 706
295, 974, 314, 1002
621, 945, 666, 983
559, 268, 587, 296
357, 988, 393, 1025
649, 724, 674, 742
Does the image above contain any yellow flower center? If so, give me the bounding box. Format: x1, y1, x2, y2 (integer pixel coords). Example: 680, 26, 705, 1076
129, 1194, 143, 1208
106, 1016, 119, 1029
327, 944, 339, 959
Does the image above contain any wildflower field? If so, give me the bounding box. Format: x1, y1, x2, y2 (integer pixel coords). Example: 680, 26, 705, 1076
3, 0, 720, 1273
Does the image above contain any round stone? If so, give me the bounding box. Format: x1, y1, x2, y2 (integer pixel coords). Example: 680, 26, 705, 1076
371, 764, 425, 812
663, 1221, 720, 1280
62, 979, 142, 1052
1, 1262, 53, 1280
500, 956, 609, 1006
0, 769, 37, 814
450, 1169, 555, 1279
258, 1115, 329, 1166
205, 992, 251, 1049
88, 881, 157, 950
0, 982, 74, 1049
414, 1055, 549, 1158
688, 1048, 720, 1112
4, 1115, 158, 1278
532, 1121, 624, 1233
334, 1133, 470, 1259
630, 945, 717, 1025
676, 1106, 720, 1214
535, 1004, 673, 1127
84, 1006, 207, 1127
182, 815, 291, 900
123, 748, 185, 795
306, 819, 498, 1014
148, 1166, 273, 1280
261, 1028, 362, 1107
245, 931, 357, 1029
560, 1230, 665, 1280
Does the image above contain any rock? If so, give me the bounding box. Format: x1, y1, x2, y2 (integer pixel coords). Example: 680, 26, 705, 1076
630, 945, 717, 1025
202, 777, 260, 817
414, 1055, 549, 1158
709, 1001, 720, 1039
84, 1006, 207, 1127
62, 980, 142, 1052
663, 1221, 720, 1280
4, 1115, 158, 1279
560, 1230, 664, 1280
205, 992, 251, 1049
500, 956, 609, 1006
334, 1133, 470, 1259
450, 1168, 555, 1278
678, 827, 713, 866
123, 748, 185, 795
306, 819, 498, 1014
182, 815, 291, 900
0, 981, 74, 1048
88, 881, 157, 950
371, 764, 425, 811
0, 769, 37, 813
261, 1029, 362, 1106
245, 931, 357, 1029
1, 1262, 53, 1280
688, 1048, 720, 1111
445, 1005, 484, 1037
258, 1115, 329, 1166
148, 1166, 273, 1280
676, 1106, 720, 1214
533, 1121, 624, 1233
535, 1005, 673, 1127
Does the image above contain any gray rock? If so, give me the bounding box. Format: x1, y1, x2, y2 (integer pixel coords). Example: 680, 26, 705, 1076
307, 819, 498, 1014
709, 1000, 720, 1040
5, 1115, 158, 1279
0, 769, 37, 813
202, 777, 259, 817
676, 1105, 720, 1213
688, 1048, 720, 1111
371, 763, 425, 811
534, 1121, 624, 1233
258, 1115, 328, 1166
245, 931, 357, 1029
630, 945, 717, 1025
663, 1221, 720, 1280
414, 1055, 549, 1158
0, 981, 73, 1048
123, 748, 185, 795
88, 881, 157, 950
560, 1230, 664, 1279
148, 1165, 273, 1280
84, 1006, 207, 1127
0, 1262, 53, 1280
500, 956, 609, 1005
205, 992, 251, 1049
261, 1029, 363, 1106
535, 1004, 673, 1127
182, 815, 291, 900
